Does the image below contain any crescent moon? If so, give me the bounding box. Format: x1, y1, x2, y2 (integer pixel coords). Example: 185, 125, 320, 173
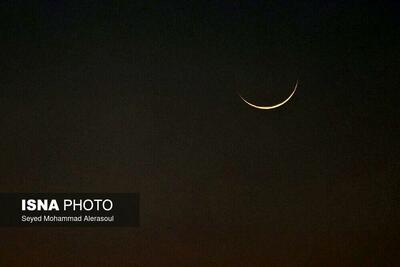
238, 80, 298, 110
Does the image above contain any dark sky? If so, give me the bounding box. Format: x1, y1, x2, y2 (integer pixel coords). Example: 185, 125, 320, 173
1, 1, 399, 266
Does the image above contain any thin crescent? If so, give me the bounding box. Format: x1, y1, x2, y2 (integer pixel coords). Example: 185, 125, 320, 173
238, 80, 298, 110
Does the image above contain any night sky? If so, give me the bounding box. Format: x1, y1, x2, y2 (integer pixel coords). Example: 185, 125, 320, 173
1, 1, 399, 266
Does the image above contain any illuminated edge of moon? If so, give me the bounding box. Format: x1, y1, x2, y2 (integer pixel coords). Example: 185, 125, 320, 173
238, 80, 298, 110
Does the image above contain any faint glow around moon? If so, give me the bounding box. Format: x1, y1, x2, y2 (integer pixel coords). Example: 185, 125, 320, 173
238, 80, 298, 110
